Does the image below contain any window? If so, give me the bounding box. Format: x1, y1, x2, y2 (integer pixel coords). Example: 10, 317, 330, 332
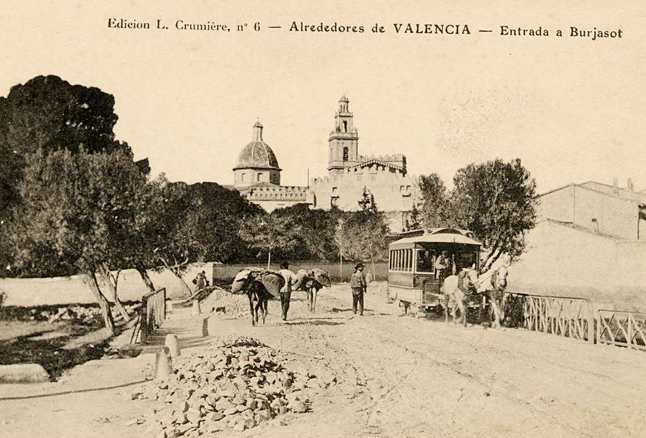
416, 249, 434, 273
332, 187, 338, 195
241, 173, 247, 182
257, 173, 263, 182
343, 147, 349, 161
343, 120, 348, 132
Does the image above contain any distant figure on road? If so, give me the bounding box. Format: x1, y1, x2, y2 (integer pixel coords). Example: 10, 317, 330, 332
278, 261, 297, 321
350, 263, 367, 316
193, 271, 207, 291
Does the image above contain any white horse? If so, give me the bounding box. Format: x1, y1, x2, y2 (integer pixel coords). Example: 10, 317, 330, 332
476, 264, 509, 328
441, 267, 479, 326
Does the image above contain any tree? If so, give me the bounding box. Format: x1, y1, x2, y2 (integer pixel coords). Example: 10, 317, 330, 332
0, 75, 134, 277
417, 173, 452, 229
333, 217, 353, 278
273, 203, 339, 261
342, 188, 390, 277
147, 181, 206, 297
451, 158, 537, 272
405, 203, 423, 231
187, 182, 263, 264
8, 148, 148, 333
238, 214, 301, 268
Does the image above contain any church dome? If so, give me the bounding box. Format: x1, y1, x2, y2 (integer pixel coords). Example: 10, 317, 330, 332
233, 120, 281, 171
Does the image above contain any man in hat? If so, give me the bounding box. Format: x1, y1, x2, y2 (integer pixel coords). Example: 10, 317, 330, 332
278, 261, 297, 321
350, 263, 367, 316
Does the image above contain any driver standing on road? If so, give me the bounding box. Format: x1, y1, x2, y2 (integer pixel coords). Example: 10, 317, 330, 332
278, 261, 297, 321
350, 263, 367, 316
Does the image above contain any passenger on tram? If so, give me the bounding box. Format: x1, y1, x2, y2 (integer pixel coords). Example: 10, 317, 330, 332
434, 251, 450, 279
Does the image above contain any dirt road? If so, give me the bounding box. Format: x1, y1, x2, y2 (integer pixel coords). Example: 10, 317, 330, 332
2, 282, 646, 437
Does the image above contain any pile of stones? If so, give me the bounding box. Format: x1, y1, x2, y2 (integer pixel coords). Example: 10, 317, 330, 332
135, 337, 336, 437
198, 289, 250, 319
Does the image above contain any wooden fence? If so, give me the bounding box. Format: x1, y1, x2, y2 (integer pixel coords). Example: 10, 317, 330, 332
138, 287, 167, 344
503, 292, 595, 343
597, 310, 646, 350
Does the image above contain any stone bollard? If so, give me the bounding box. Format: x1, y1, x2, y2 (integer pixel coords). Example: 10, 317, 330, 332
202, 317, 209, 337
192, 300, 201, 315
164, 334, 181, 358
154, 346, 172, 382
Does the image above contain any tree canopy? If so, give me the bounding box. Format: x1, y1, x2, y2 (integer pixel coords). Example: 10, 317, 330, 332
7, 148, 149, 332
417, 159, 538, 272
0, 75, 134, 272
238, 213, 301, 268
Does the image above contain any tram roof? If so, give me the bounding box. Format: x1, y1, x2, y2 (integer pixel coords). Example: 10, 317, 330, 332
389, 228, 482, 248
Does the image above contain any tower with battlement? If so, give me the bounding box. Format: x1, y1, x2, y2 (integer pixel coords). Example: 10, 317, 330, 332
308, 96, 418, 232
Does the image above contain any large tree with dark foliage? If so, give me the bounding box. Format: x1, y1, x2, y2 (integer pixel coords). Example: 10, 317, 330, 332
272, 203, 340, 261
8, 148, 147, 333
416, 159, 537, 273
238, 213, 301, 268
417, 173, 452, 229
0, 75, 133, 275
451, 158, 537, 272
186, 182, 264, 264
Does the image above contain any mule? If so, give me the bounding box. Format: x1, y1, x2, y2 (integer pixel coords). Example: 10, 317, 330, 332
293, 269, 332, 312
231, 268, 285, 326
441, 268, 479, 326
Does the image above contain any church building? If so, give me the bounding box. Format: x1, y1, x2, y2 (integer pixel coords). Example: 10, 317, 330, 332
232, 120, 309, 212
231, 96, 418, 230
308, 96, 418, 231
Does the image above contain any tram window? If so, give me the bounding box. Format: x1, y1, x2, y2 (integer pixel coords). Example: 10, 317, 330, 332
416, 249, 433, 273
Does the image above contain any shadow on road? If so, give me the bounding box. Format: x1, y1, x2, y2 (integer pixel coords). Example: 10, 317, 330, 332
0, 379, 149, 401
283, 320, 345, 327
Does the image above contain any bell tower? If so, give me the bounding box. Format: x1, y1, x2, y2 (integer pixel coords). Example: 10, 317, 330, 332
328, 95, 359, 173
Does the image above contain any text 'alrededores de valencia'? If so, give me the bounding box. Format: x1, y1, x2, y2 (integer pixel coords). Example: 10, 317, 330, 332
289, 21, 471, 34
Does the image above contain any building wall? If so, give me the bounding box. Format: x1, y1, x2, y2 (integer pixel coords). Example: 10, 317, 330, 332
573, 187, 638, 239
539, 185, 575, 223
0, 263, 214, 306
244, 184, 309, 213
234, 169, 280, 186
539, 185, 640, 240
310, 165, 416, 214
508, 221, 646, 309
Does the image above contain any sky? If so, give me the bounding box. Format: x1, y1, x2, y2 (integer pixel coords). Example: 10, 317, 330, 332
1, 0, 645, 195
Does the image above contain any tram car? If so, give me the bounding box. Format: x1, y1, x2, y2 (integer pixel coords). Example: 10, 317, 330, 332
387, 228, 482, 314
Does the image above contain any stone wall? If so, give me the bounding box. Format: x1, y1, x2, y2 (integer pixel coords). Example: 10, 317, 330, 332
0, 262, 214, 307
310, 166, 417, 214
508, 220, 646, 310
